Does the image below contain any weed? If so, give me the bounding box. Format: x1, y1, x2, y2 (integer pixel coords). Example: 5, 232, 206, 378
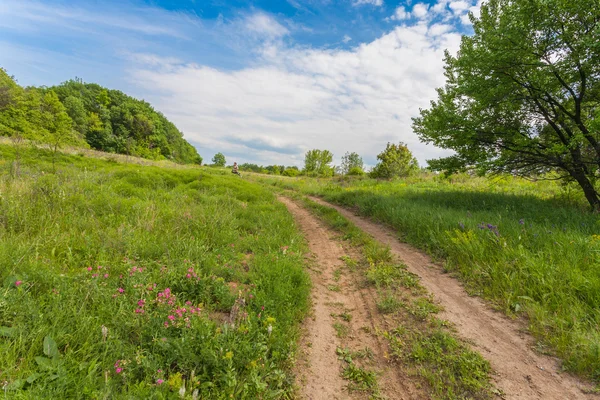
333, 268, 342, 282
327, 284, 341, 292
376, 293, 403, 314
333, 323, 350, 338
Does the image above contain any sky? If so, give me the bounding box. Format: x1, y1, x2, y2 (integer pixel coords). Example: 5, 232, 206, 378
0, 0, 483, 167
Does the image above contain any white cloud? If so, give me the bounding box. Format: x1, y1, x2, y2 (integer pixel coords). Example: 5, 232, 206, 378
411, 3, 430, 19
449, 0, 470, 14
353, 0, 384, 6
129, 24, 461, 166
460, 0, 485, 25
428, 23, 453, 36
390, 6, 410, 20
431, 0, 450, 14
0, 0, 192, 38
342, 34, 352, 43
243, 12, 289, 39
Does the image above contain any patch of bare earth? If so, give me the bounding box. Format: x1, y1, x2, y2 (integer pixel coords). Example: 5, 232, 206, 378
278, 197, 416, 400
309, 196, 599, 400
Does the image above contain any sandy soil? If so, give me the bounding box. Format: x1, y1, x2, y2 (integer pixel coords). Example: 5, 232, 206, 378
279, 197, 417, 400
309, 196, 599, 400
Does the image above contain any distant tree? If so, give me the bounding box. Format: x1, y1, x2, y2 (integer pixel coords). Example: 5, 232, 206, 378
370, 142, 418, 179
304, 149, 334, 176
212, 152, 226, 167
413, 0, 600, 210
340, 152, 364, 175
283, 167, 300, 177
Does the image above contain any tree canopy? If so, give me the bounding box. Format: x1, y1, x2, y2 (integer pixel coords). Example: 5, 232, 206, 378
370, 142, 418, 179
413, 0, 600, 209
212, 152, 226, 167
340, 151, 364, 175
303, 149, 334, 176
0, 69, 202, 165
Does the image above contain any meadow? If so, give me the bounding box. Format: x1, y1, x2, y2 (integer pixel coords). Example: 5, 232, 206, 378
256, 173, 600, 383
0, 145, 310, 399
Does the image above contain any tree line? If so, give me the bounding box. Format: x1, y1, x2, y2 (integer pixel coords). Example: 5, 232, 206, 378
0, 69, 202, 165
206, 142, 419, 178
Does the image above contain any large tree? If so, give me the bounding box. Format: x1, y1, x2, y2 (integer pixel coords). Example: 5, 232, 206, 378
304, 149, 334, 176
413, 0, 600, 210
340, 151, 364, 175
370, 142, 418, 179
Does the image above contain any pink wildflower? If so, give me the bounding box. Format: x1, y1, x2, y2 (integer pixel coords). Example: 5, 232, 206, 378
87, 267, 92, 271
163, 321, 169, 327
104, 274, 109, 279
15, 280, 22, 287
137, 299, 145, 307
117, 288, 124, 293
116, 367, 122, 374
156, 379, 164, 385
168, 315, 175, 321
186, 274, 192, 279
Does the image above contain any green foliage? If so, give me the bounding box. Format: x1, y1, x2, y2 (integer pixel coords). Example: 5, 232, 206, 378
282, 167, 300, 177
303, 149, 334, 176
369, 142, 418, 179
0, 70, 202, 165
340, 152, 364, 175
212, 152, 226, 167
0, 145, 310, 398
413, 0, 600, 209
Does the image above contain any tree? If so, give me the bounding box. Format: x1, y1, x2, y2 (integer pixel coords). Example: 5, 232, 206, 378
63, 96, 87, 136
40, 91, 80, 170
340, 152, 364, 175
413, 0, 600, 210
212, 152, 226, 167
370, 142, 418, 179
304, 149, 334, 176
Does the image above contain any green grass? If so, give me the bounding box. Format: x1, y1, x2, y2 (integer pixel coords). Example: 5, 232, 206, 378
0, 145, 310, 398
256, 172, 600, 383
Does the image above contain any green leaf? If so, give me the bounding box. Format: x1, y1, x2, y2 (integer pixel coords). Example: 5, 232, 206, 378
43, 335, 59, 358
34, 356, 55, 370
0, 326, 16, 338
26, 373, 42, 384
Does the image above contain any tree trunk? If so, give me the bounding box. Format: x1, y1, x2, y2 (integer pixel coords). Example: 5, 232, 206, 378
571, 170, 600, 211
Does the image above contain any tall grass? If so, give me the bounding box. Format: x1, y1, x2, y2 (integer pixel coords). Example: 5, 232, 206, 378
0, 145, 310, 398
256, 173, 600, 382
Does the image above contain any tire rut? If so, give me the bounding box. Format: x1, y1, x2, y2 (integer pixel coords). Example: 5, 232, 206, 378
279, 196, 415, 400
308, 196, 598, 400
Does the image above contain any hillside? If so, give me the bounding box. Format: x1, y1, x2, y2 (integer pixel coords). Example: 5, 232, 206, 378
0, 68, 201, 165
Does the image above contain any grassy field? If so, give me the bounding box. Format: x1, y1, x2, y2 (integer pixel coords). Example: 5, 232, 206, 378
256, 173, 600, 383
0, 145, 310, 398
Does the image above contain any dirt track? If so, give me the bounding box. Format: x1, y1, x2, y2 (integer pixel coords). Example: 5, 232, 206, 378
279, 197, 416, 400
307, 196, 598, 400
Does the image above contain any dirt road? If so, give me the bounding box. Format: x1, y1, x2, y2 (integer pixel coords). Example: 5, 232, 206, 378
308, 196, 597, 400
279, 197, 416, 400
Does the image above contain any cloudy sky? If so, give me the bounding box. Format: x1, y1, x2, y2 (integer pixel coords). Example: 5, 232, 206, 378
0, 0, 482, 167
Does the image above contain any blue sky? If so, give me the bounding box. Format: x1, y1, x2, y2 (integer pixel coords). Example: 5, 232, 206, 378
0, 0, 483, 166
